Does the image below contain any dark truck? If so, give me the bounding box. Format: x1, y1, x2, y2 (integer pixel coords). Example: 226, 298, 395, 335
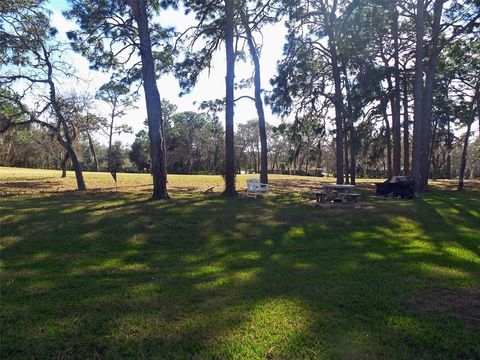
375, 176, 415, 198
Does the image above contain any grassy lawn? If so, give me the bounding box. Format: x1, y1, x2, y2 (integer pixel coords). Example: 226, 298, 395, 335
1, 167, 479, 359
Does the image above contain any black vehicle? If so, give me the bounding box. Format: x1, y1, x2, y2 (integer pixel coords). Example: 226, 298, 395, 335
375, 176, 415, 198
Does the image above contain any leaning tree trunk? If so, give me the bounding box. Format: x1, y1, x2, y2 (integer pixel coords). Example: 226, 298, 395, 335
55, 126, 85, 190
128, 0, 169, 200
44, 37, 86, 190
57, 131, 86, 190
68, 145, 86, 190
86, 130, 98, 171
240, 10, 268, 184
52, 113, 85, 191
223, 0, 237, 195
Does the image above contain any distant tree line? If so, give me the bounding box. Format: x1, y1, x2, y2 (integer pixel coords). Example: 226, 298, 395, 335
3, 105, 478, 181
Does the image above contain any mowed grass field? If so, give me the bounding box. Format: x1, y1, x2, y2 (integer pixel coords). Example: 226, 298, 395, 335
0, 167, 357, 196
1, 167, 479, 359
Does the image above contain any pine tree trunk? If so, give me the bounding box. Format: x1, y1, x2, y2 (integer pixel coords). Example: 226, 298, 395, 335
412, 0, 425, 196
344, 128, 350, 184
350, 144, 356, 185
420, 0, 445, 190
128, 0, 169, 200
458, 83, 479, 190
108, 114, 114, 172
446, 116, 452, 179
328, 37, 344, 184
383, 104, 393, 179
240, 10, 268, 184
458, 122, 473, 190
86, 130, 98, 171
403, 76, 410, 175
391, 3, 402, 176
342, 64, 356, 185
429, 118, 439, 179
384, 71, 401, 177
223, 0, 237, 195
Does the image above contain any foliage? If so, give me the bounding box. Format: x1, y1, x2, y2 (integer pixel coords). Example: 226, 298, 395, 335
166, 111, 224, 174
108, 141, 127, 173
129, 130, 150, 172
65, 0, 176, 84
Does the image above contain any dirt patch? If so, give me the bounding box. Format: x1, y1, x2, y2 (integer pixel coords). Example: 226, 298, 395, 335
408, 287, 480, 328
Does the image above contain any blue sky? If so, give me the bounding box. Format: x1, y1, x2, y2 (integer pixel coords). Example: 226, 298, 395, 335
45, 0, 287, 145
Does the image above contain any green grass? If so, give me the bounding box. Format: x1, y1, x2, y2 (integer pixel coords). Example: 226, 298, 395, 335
1, 168, 479, 359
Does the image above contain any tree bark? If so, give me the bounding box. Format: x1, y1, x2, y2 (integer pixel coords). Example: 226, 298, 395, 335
458, 119, 473, 190
344, 125, 350, 184
402, 75, 410, 175
383, 102, 393, 178
458, 83, 479, 190
429, 117, 439, 179
86, 130, 98, 171
128, 0, 169, 200
41, 33, 86, 190
420, 0, 445, 190
391, 3, 402, 176
240, 10, 268, 184
48, 84, 85, 190
342, 64, 356, 185
412, 0, 426, 196
61, 151, 70, 178
328, 32, 344, 184
223, 0, 237, 195
108, 112, 114, 172
350, 142, 356, 185
57, 131, 86, 190
68, 145, 86, 189
446, 126, 451, 179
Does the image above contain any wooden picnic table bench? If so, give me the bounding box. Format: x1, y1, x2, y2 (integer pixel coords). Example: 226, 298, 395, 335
313, 184, 360, 205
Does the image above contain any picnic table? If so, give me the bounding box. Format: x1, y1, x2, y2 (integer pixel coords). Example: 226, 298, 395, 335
313, 184, 361, 205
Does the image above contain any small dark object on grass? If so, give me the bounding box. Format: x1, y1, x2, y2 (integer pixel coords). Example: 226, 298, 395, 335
375, 176, 414, 198
203, 186, 215, 194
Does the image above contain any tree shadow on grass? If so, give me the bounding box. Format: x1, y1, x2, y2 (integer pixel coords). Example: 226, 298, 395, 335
0, 181, 63, 194
1, 190, 479, 359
